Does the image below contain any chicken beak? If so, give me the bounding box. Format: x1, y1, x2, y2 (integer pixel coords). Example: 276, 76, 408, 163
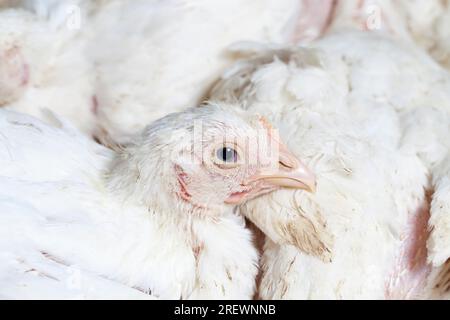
246, 142, 316, 193
259, 164, 316, 192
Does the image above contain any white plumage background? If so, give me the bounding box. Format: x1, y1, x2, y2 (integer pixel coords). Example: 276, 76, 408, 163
1, 0, 450, 300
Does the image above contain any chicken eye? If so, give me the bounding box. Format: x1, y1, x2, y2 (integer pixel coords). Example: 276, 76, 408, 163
216, 147, 238, 163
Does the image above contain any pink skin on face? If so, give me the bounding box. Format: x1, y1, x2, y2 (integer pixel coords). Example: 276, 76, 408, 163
174, 119, 316, 210
91, 95, 99, 115
224, 178, 278, 205
4, 46, 29, 86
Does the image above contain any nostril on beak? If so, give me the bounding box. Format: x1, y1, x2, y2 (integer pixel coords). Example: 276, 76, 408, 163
279, 155, 297, 170
279, 160, 293, 169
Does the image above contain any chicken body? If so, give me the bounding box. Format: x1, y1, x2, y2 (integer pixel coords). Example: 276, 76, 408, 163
210, 31, 450, 299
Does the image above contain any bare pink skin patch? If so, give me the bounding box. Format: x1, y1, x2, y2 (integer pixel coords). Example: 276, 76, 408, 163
0, 46, 29, 104
226, 189, 251, 204
385, 193, 431, 299
3, 46, 29, 86
291, 0, 336, 43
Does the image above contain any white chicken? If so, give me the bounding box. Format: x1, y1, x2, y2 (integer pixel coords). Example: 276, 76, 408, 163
88, 0, 335, 143
210, 30, 450, 299
0, 0, 97, 134
1, 0, 336, 142
0, 103, 315, 299
327, 0, 450, 70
